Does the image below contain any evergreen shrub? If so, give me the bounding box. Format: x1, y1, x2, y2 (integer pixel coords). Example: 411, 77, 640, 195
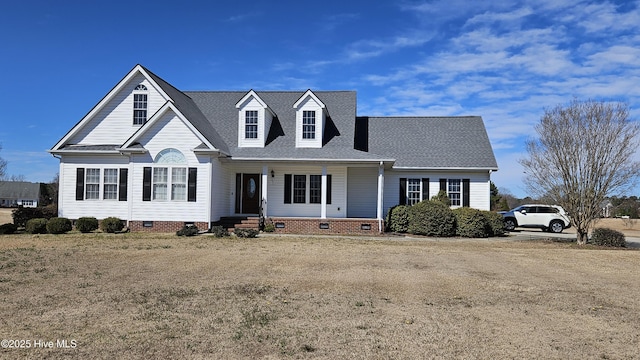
386, 205, 410, 233
100, 217, 124, 233
0, 223, 18, 234
46, 217, 72, 234
177, 225, 199, 236
483, 211, 506, 237
235, 228, 259, 238
454, 207, 489, 238
591, 228, 626, 247
408, 200, 456, 236
26, 218, 48, 234
76, 217, 99, 233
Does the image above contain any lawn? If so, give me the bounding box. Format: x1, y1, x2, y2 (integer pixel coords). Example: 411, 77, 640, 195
1, 232, 639, 359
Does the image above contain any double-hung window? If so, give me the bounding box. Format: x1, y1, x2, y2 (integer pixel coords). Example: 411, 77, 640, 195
103, 169, 119, 200
293, 175, 306, 203
152, 168, 168, 200
245, 110, 258, 139
448, 179, 461, 206
302, 111, 315, 139
144, 148, 196, 202
309, 175, 322, 204
133, 84, 148, 125
171, 168, 187, 201
406, 179, 422, 206
85, 169, 100, 200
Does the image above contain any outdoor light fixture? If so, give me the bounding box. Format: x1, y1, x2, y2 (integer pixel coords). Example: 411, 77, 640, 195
271, 170, 274, 178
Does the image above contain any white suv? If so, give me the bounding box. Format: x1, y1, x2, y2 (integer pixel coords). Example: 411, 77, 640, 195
500, 204, 571, 233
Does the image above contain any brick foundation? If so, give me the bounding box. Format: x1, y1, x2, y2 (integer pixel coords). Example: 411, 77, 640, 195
128, 220, 209, 233
267, 218, 382, 235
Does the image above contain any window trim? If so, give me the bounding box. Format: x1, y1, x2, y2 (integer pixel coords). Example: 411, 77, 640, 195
103, 168, 119, 200
85, 168, 101, 200
448, 178, 462, 207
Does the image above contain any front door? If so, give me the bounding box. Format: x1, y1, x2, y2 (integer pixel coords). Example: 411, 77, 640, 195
240, 174, 260, 214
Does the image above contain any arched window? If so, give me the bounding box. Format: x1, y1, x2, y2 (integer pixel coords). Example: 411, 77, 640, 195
154, 148, 186, 164
151, 149, 188, 201
133, 84, 148, 125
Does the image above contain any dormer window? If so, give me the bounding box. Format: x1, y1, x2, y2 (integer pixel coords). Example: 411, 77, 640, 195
235, 90, 275, 148
294, 90, 326, 148
133, 84, 148, 125
245, 110, 258, 139
302, 111, 316, 139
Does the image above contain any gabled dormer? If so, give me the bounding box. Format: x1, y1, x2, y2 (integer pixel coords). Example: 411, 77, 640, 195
235, 90, 275, 148
293, 90, 326, 148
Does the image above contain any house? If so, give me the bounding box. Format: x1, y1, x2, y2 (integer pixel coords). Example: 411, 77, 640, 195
49, 65, 498, 234
0, 181, 40, 208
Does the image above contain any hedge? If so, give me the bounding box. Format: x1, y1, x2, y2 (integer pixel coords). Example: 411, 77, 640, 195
408, 200, 456, 237
26, 218, 48, 234
100, 217, 124, 233
591, 228, 626, 247
76, 217, 99, 233
46, 217, 72, 234
385, 205, 410, 233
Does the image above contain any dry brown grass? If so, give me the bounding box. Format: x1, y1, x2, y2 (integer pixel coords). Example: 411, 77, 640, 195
1, 232, 639, 359
0, 208, 12, 225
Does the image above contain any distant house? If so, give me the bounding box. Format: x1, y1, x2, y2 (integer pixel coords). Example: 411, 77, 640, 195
0, 181, 40, 208
49, 65, 498, 233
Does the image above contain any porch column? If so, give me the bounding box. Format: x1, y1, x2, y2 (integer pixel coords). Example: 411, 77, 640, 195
377, 162, 384, 232
321, 166, 327, 219
262, 165, 268, 218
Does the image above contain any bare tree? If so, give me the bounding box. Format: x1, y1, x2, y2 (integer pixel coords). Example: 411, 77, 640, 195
0, 144, 6, 180
520, 99, 640, 245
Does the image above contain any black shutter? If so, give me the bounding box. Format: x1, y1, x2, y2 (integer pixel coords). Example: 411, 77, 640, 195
118, 168, 128, 201
463, 179, 470, 207
439, 178, 447, 192
399, 178, 407, 205
327, 175, 332, 205
188, 167, 197, 202
235, 174, 241, 213
75, 168, 85, 201
142, 167, 152, 201
284, 174, 292, 204
421, 178, 429, 201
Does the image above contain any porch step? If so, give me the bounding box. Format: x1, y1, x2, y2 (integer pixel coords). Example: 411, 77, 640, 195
214, 216, 260, 231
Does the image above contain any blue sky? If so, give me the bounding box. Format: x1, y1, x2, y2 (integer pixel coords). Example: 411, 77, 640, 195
1, 0, 639, 197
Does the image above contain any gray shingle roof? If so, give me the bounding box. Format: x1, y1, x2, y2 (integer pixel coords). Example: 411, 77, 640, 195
0, 181, 40, 200
142, 66, 230, 154
54, 66, 498, 170
362, 116, 498, 169
186, 91, 390, 161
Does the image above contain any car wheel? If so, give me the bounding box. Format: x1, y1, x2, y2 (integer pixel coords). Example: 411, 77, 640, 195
549, 220, 564, 233
504, 218, 516, 231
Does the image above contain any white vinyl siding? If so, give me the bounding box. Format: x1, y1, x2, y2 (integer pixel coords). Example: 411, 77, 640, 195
347, 167, 377, 218
68, 74, 168, 146
267, 165, 346, 218
57, 156, 130, 220
383, 171, 492, 215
